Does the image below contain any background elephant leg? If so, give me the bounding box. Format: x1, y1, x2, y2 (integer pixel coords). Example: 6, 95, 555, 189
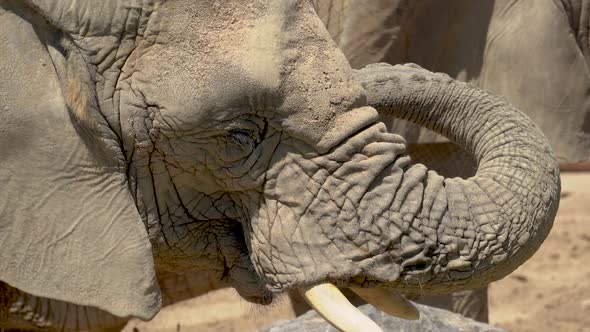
451, 288, 489, 322
411, 288, 489, 323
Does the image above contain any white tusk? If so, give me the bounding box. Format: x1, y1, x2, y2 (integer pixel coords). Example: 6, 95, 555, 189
350, 287, 419, 321
299, 283, 383, 332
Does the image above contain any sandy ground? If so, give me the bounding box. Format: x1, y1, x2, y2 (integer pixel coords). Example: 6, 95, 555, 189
124, 173, 590, 332
123, 289, 296, 332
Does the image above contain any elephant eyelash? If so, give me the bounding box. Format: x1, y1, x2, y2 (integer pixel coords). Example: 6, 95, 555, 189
228, 128, 257, 146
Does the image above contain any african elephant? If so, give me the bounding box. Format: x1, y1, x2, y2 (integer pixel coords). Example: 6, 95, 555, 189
314, 0, 590, 322
0, 0, 560, 331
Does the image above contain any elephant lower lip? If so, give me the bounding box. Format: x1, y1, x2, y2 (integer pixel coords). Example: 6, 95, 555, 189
214, 218, 274, 305
240, 292, 273, 305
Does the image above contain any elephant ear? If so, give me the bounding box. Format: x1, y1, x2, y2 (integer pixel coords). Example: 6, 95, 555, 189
0, 3, 161, 320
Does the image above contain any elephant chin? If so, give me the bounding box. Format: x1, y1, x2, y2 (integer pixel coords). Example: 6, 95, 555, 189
163, 218, 273, 306
226, 249, 274, 305
202, 218, 274, 305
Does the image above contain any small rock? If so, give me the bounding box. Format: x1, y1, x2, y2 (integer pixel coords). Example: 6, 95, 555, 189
258, 303, 506, 332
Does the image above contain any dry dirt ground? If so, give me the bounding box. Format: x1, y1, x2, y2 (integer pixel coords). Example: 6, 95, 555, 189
488, 172, 590, 332
124, 173, 590, 332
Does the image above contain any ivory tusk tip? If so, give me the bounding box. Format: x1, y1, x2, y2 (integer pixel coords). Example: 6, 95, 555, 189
299, 283, 383, 332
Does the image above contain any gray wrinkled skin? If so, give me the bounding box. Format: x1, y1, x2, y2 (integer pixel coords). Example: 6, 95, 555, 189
314, 0, 590, 322
259, 303, 506, 332
0, 0, 560, 330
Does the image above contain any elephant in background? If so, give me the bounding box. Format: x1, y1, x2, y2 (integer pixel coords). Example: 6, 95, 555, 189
314, 0, 590, 322
315, 0, 590, 162
0, 0, 560, 331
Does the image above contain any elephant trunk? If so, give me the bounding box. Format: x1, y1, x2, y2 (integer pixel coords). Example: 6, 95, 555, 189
248, 62, 560, 303
356, 63, 560, 289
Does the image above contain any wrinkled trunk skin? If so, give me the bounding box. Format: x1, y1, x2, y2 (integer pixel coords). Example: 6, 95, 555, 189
248, 63, 559, 296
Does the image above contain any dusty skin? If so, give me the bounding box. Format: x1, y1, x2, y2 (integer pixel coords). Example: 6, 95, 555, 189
0, 1, 563, 330
124, 172, 590, 332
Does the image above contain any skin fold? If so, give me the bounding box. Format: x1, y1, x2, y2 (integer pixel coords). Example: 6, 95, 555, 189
0, 0, 560, 330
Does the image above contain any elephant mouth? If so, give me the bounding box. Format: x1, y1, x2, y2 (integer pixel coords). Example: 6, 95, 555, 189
200, 217, 274, 306
232, 214, 420, 332
228, 122, 428, 330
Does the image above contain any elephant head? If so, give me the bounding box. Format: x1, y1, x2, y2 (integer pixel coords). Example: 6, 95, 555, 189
0, 0, 559, 330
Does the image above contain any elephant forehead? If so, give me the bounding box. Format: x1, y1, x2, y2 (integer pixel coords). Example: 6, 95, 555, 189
129, 0, 300, 124
157, 0, 289, 77
114, 0, 367, 149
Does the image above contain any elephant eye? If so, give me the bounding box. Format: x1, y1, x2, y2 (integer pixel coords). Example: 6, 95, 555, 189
228, 128, 256, 147
222, 119, 262, 161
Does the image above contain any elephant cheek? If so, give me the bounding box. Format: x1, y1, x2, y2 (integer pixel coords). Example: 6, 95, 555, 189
249, 195, 408, 292
247, 124, 417, 291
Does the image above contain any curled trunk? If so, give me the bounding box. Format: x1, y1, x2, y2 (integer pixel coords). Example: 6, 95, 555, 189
251, 63, 560, 299
356, 63, 560, 289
